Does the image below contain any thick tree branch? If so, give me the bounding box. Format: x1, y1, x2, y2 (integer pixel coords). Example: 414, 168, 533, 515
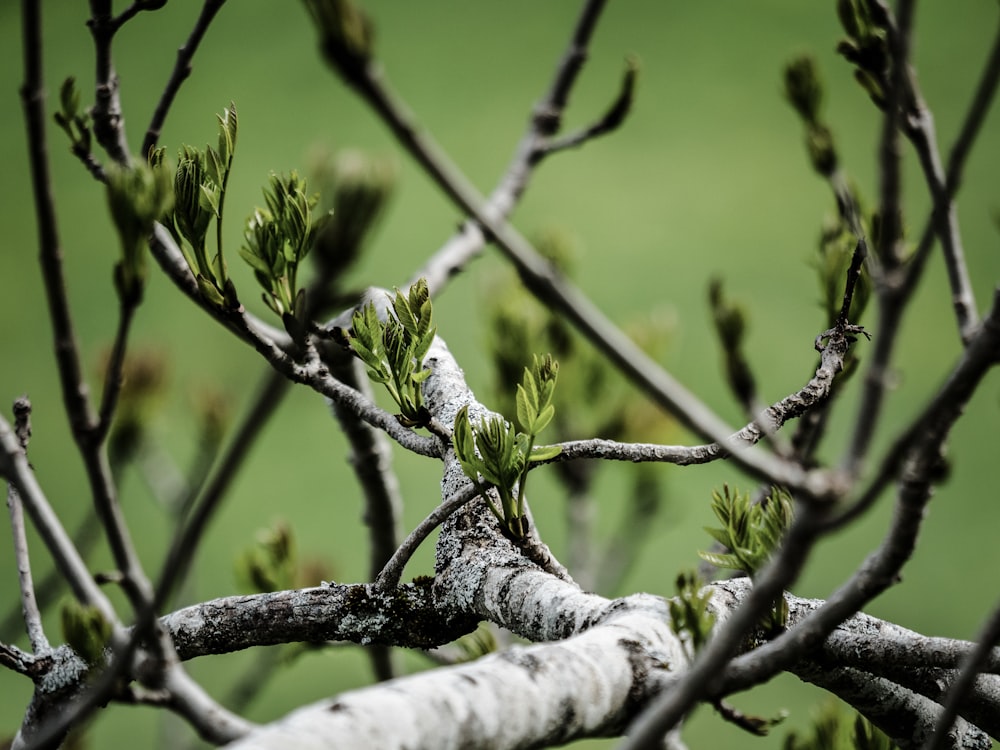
162, 583, 477, 658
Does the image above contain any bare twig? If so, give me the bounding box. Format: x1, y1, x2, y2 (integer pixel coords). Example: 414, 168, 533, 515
5, 398, 49, 653
538, 57, 637, 158
95, 300, 138, 441
410, 0, 619, 294
325, 352, 404, 680
619, 503, 827, 749
535, 325, 859, 497
0, 414, 115, 622
141, 0, 229, 158
153, 368, 290, 611
845, 15, 1000, 481
715, 295, 1000, 705
375, 484, 480, 591
874, 3, 983, 342
924, 599, 1000, 749
86, 0, 131, 164
901, 12, 1000, 311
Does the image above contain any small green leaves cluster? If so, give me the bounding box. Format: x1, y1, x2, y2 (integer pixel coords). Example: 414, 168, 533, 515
783, 55, 837, 176
303, 0, 375, 79
667, 570, 716, 660
452, 623, 499, 663
165, 103, 240, 308
241, 171, 329, 329
105, 159, 174, 303
701, 486, 793, 631
708, 278, 756, 411
53, 77, 91, 155
348, 279, 436, 426
783, 701, 898, 750
453, 354, 561, 539
700, 485, 793, 578
236, 521, 298, 594
836, 0, 890, 108
310, 149, 396, 281
60, 599, 112, 668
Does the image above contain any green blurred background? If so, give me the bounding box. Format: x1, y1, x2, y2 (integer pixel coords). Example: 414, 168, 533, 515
1, 1, 999, 747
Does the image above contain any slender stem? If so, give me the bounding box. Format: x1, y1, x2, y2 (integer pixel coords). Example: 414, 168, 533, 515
410, 0, 614, 293
87, 0, 131, 164
5, 398, 49, 653
923, 600, 1000, 750
375, 485, 479, 590
154, 368, 290, 611
619, 505, 826, 749
95, 300, 138, 441
845, 11, 1000, 477
141, 0, 228, 158
0, 414, 115, 621
839, 0, 912, 477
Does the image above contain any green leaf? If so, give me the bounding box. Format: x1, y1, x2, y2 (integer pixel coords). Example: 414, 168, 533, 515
532, 403, 555, 434
528, 444, 561, 462
197, 274, 225, 306
515, 383, 536, 435
61, 599, 112, 668
238, 244, 272, 275
216, 102, 238, 165
697, 550, 743, 571
60, 77, 82, 119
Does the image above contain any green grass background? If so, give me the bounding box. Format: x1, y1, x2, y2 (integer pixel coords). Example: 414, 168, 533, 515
1, 1, 999, 747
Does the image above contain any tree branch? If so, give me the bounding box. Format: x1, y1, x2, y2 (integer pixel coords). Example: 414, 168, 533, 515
409, 0, 615, 294
4, 398, 49, 654
141, 0, 228, 158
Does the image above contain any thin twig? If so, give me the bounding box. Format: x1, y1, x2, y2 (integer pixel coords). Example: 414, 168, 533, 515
95, 299, 138, 441
619, 503, 827, 749
18, 0, 119, 624
880, 6, 982, 342
153, 368, 290, 611
86, 0, 131, 164
5, 398, 49, 653
0, 414, 115, 621
534, 325, 859, 496
375, 485, 480, 590
839, 0, 913, 477
141, 0, 228, 158
410, 0, 617, 294
325, 352, 404, 680
0, 511, 102, 642
872, 0, 909, 272
901, 12, 1000, 307
846, 15, 1000, 481
923, 600, 1000, 749
538, 57, 637, 158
